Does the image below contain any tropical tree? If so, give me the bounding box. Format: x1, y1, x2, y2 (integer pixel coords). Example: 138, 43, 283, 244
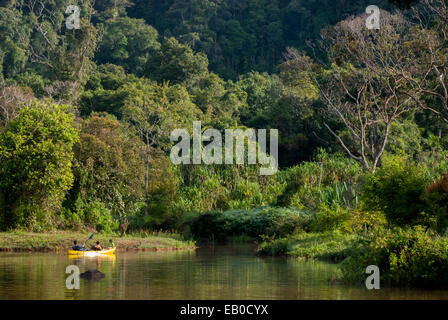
0, 99, 79, 230
282, 12, 424, 173
122, 79, 203, 215
6, 0, 98, 101
0, 86, 34, 128
66, 113, 145, 232
95, 17, 160, 76
144, 37, 209, 85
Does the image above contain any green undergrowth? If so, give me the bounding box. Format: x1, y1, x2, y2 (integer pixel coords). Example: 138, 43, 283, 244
0, 230, 195, 251
257, 231, 356, 263
178, 207, 315, 242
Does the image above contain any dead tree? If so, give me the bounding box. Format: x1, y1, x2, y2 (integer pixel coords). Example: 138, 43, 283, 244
281, 12, 423, 173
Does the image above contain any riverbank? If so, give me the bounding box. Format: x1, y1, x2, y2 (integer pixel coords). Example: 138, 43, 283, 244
256, 231, 355, 263
0, 231, 196, 252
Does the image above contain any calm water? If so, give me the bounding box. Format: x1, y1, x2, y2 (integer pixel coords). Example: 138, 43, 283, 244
0, 244, 447, 299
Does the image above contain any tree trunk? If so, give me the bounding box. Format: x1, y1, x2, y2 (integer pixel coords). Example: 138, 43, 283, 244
144, 149, 149, 216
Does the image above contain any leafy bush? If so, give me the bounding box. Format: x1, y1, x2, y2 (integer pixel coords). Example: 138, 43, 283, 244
360, 155, 446, 230
265, 208, 315, 237
65, 200, 119, 234
319, 182, 358, 209
257, 231, 355, 262
257, 237, 293, 256
82, 201, 118, 234
13, 204, 51, 232
346, 209, 387, 233
340, 226, 448, 287
277, 150, 363, 210
178, 207, 315, 242
309, 204, 351, 232
58, 207, 83, 230
426, 173, 448, 231
172, 163, 282, 214
0, 100, 79, 231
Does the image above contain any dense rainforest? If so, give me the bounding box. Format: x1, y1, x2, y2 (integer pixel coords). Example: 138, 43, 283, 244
5, 0, 448, 287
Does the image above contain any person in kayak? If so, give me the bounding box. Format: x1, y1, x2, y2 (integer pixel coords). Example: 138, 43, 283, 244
108, 239, 115, 248
72, 240, 87, 251
92, 241, 102, 251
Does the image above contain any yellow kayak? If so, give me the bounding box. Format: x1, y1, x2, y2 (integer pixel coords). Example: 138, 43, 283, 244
67, 247, 116, 256
68, 253, 116, 263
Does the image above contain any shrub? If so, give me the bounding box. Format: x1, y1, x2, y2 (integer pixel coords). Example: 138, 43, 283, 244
266, 208, 315, 237
172, 163, 282, 214
257, 231, 355, 262
257, 237, 293, 256
277, 150, 363, 210
309, 204, 351, 232
340, 226, 448, 287
13, 204, 51, 232
319, 182, 358, 209
346, 209, 387, 233
82, 201, 118, 234
426, 173, 448, 231
360, 155, 445, 230
178, 207, 315, 242
0, 100, 79, 231
58, 207, 83, 230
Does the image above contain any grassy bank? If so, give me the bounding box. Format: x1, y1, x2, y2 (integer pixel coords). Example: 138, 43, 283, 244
257, 231, 355, 263
0, 231, 196, 252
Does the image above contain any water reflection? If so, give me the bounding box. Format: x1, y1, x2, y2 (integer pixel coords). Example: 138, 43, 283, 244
80, 270, 105, 280
0, 245, 447, 299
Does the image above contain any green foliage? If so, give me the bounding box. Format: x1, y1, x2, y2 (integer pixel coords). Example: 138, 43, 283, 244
128, 0, 395, 79
65, 113, 145, 232
0, 6, 30, 79
0, 0, 443, 251
277, 149, 363, 210
360, 155, 447, 230
128, 153, 179, 231
79, 64, 133, 117
81, 201, 118, 234
340, 226, 448, 287
346, 209, 387, 234
96, 17, 160, 75
172, 163, 282, 214
235, 71, 326, 166
257, 231, 355, 262
0, 100, 79, 230
179, 207, 315, 242
318, 182, 358, 210
188, 72, 248, 122
14, 72, 47, 97
122, 79, 203, 145
256, 237, 293, 256
144, 37, 209, 85
387, 120, 425, 160
309, 204, 351, 232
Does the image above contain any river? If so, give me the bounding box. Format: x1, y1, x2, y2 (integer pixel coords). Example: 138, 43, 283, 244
0, 244, 447, 299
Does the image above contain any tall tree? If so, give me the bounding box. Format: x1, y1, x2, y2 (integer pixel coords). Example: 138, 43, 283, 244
122, 79, 203, 215
9, 0, 98, 101
0, 100, 79, 230
282, 12, 423, 173
144, 37, 209, 85
67, 113, 145, 231
95, 17, 160, 76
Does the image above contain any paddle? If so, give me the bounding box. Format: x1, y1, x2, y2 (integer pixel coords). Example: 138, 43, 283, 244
84, 233, 95, 248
